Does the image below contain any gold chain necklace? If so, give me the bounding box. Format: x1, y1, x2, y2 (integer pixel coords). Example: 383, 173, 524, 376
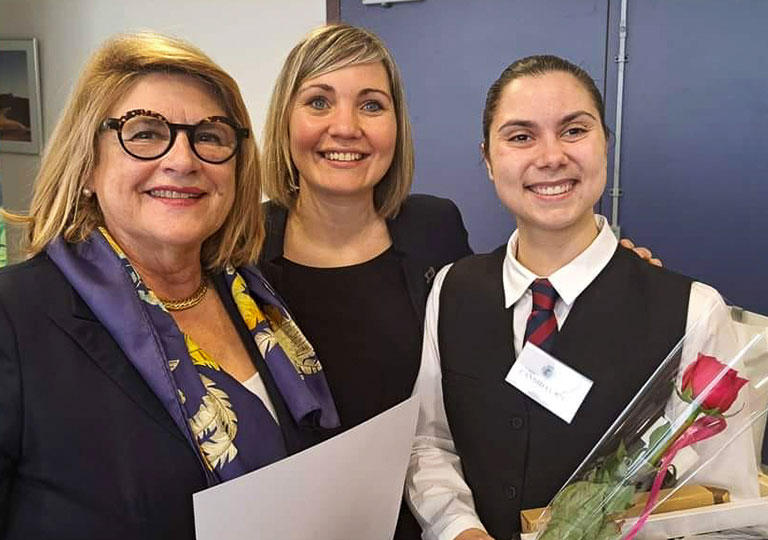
158, 275, 209, 311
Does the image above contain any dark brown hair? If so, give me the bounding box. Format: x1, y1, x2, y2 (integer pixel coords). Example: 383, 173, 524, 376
482, 54, 609, 157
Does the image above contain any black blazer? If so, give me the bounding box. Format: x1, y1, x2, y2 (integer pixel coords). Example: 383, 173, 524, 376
0, 255, 304, 540
259, 194, 472, 540
260, 194, 473, 328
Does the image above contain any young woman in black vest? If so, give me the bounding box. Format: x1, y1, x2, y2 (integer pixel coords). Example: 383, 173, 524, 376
405, 55, 759, 540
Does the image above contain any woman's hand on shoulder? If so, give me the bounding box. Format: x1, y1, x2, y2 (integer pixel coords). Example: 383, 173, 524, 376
620, 238, 662, 267
454, 528, 495, 540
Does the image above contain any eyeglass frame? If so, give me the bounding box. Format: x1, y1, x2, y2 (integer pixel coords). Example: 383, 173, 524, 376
100, 109, 250, 164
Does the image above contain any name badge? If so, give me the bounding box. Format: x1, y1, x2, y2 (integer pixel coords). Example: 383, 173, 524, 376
505, 343, 593, 424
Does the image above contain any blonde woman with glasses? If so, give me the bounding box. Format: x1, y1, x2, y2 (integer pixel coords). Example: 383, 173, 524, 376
0, 32, 338, 539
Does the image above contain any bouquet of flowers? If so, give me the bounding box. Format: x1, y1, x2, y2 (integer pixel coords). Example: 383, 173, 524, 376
532, 302, 768, 540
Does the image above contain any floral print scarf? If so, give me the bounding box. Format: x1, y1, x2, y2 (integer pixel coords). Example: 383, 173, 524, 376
47, 228, 339, 485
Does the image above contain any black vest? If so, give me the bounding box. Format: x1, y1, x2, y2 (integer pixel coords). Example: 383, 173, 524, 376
438, 245, 691, 539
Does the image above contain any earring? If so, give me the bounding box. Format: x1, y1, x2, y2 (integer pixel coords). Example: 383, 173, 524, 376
82, 187, 94, 198
287, 175, 299, 193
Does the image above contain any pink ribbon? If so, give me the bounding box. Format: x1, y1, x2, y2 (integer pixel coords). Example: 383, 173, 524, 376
623, 415, 727, 540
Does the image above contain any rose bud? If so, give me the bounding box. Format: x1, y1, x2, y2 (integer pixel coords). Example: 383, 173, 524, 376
681, 353, 749, 414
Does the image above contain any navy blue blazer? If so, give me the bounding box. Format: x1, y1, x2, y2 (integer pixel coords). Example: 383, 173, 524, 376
0, 255, 304, 540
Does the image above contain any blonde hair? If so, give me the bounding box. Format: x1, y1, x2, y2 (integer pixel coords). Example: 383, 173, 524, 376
3, 32, 263, 269
262, 24, 413, 218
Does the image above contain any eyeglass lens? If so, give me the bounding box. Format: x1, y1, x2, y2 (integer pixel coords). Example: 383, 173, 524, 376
120, 115, 238, 163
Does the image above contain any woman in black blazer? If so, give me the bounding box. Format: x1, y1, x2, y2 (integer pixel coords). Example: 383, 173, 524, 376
0, 32, 338, 539
258, 24, 472, 538
260, 22, 473, 432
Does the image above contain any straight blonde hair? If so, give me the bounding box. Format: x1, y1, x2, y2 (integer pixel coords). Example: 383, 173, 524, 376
3, 32, 263, 269
262, 24, 414, 218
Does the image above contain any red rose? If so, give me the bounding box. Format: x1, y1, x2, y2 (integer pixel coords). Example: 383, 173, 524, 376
681, 353, 748, 413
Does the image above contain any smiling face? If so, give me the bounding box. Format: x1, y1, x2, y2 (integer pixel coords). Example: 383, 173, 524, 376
91, 73, 236, 257
484, 71, 607, 238
288, 62, 397, 204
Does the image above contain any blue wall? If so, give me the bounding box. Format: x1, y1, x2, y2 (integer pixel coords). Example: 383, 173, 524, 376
341, 0, 610, 252
342, 0, 768, 315
605, 0, 768, 314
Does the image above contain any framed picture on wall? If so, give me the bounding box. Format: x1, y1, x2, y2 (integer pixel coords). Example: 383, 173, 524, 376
0, 38, 42, 154
0, 214, 6, 268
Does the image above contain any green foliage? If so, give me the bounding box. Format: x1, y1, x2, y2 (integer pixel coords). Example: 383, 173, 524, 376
539, 481, 608, 540
648, 421, 671, 450
594, 520, 624, 540
538, 441, 640, 540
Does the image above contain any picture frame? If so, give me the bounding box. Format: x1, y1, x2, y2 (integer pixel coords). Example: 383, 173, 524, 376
362, 0, 421, 4
0, 214, 6, 268
0, 38, 43, 154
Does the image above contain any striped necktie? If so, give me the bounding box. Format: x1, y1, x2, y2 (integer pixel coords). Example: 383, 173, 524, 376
524, 278, 559, 353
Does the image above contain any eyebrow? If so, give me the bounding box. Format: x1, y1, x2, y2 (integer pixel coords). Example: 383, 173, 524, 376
298, 83, 333, 94
360, 88, 393, 101
297, 84, 392, 101
497, 110, 599, 132
561, 110, 598, 124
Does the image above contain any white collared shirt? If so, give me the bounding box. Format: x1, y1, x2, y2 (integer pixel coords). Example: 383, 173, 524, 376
406, 215, 758, 540
503, 215, 619, 357
241, 372, 279, 423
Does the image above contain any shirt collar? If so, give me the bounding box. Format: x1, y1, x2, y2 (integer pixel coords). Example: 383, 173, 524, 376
502, 215, 618, 308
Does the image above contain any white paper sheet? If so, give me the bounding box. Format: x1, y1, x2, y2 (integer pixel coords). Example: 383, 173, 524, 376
194, 395, 419, 540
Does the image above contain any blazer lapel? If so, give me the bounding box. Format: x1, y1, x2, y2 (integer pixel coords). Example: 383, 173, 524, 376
388, 217, 431, 326
47, 289, 187, 443
259, 201, 289, 292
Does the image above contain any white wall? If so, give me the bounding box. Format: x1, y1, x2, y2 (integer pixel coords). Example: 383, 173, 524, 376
0, 0, 325, 261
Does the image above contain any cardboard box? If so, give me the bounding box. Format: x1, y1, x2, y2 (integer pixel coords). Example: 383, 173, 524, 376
520, 485, 729, 533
